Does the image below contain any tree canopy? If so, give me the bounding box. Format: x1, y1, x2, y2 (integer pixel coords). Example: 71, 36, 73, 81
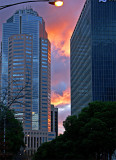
0, 105, 24, 159
33, 101, 116, 160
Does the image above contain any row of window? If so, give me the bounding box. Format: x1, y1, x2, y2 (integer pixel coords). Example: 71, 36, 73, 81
9, 50, 32, 54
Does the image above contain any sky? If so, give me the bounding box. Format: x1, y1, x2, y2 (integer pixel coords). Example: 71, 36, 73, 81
0, 0, 86, 134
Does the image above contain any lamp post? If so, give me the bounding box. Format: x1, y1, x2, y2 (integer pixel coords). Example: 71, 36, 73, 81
0, 0, 63, 10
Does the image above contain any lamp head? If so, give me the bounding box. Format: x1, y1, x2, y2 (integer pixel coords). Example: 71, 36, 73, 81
49, 0, 63, 7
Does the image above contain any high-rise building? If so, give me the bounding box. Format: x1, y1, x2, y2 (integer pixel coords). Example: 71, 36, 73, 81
51, 104, 58, 137
8, 34, 33, 131
2, 8, 56, 154
71, 0, 116, 116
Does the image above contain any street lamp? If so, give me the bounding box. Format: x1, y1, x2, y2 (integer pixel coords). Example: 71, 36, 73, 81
0, 0, 63, 10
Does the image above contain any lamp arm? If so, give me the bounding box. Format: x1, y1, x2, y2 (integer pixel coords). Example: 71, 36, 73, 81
0, 0, 49, 10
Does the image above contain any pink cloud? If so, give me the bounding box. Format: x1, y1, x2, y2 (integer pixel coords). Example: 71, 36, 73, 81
51, 87, 70, 106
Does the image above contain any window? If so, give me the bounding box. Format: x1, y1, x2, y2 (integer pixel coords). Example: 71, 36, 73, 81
13, 66, 24, 69
14, 43, 24, 46
26, 51, 31, 54
25, 97, 31, 99
26, 40, 32, 43
42, 65, 47, 68
25, 117, 31, 119
48, 133, 55, 136
13, 62, 24, 65
42, 99, 47, 102
42, 76, 47, 79
42, 54, 47, 57
42, 80, 47, 83
42, 43, 47, 46
42, 50, 47, 54
13, 70, 24, 73
42, 73, 47, 75
15, 113, 23, 116
42, 103, 47, 105
42, 91, 47, 93
13, 73, 24, 76
25, 113, 31, 116
13, 77, 24, 80
42, 95, 47, 97
14, 51, 24, 53
13, 85, 23, 88
25, 105, 31, 108
25, 125, 31, 127
42, 121, 47, 124
13, 55, 24, 57
42, 107, 47, 109
42, 61, 47, 64
48, 138, 54, 141
42, 118, 47, 120
42, 58, 47, 61
42, 47, 47, 50
14, 40, 24, 42
26, 55, 31, 58
14, 47, 24, 50
42, 110, 47, 112
26, 59, 31, 61
42, 68, 47, 71
13, 81, 23, 84
26, 63, 31, 65
14, 109, 23, 112
25, 120, 31, 123
13, 59, 24, 61
42, 84, 47, 86
26, 47, 31, 50
42, 126, 47, 128
42, 88, 47, 90
26, 43, 32, 46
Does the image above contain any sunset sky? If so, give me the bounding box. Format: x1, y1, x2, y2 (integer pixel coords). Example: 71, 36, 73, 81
0, 0, 86, 134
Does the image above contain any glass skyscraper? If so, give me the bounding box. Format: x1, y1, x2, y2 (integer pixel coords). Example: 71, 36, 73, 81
2, 8, 51, 131
71, 0, 116, 116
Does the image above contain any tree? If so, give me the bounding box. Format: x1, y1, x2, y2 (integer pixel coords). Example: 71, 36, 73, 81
33, 101, 116, 160
0, 105, 24, 159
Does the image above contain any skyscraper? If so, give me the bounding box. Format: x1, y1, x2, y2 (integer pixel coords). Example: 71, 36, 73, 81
8, 34, 33, 131
51, 104, 58, 137
71, 0, 116, 116
2, 8, 56, 153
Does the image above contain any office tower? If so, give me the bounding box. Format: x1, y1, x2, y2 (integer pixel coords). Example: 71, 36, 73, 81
8, 34, 33, 131
2, 8, 51, 130
51, 104, 58, 137
71, 0, 116, 116
39, 38, 51, 132
2, 8, 56, 153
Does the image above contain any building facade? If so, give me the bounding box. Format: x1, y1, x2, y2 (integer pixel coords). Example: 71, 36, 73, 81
8, 34, 33, 131
71, 0, 116, 116
51, 104, 58, 137
2, 8, 56, 153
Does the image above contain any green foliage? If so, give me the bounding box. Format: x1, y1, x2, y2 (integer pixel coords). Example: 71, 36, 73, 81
0, 105, 24, 157
33, 101, 116, 160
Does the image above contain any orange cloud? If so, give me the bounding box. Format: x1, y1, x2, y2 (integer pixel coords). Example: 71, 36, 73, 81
44, 0, 85, 57
51, 88, 70, 106
46, 19, 73, 57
